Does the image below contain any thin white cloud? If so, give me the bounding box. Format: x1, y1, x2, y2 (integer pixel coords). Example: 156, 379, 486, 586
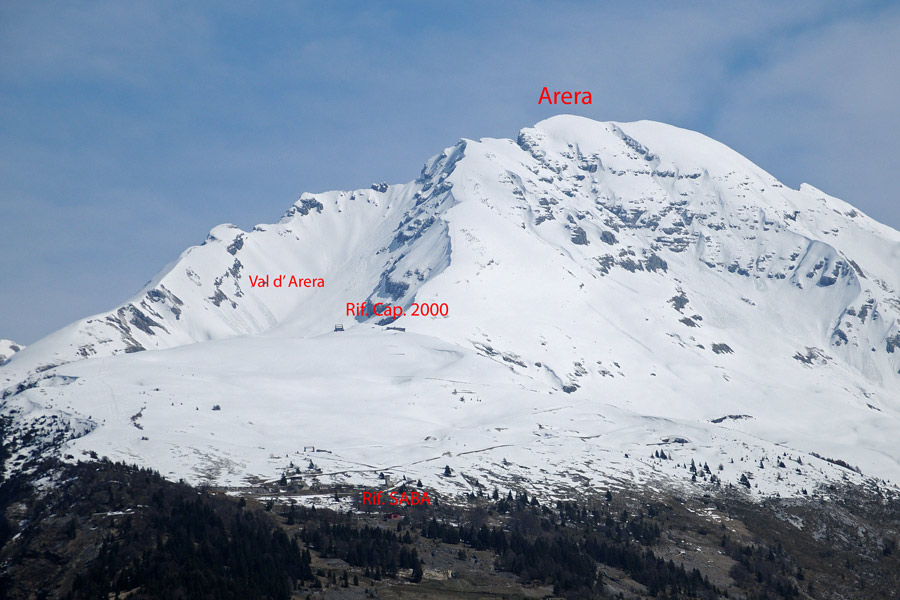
711, 6, 900, 225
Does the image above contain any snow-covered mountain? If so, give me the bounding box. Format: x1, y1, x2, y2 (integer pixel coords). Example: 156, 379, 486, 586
0, 339, 24, 365
3, 115, 899, 499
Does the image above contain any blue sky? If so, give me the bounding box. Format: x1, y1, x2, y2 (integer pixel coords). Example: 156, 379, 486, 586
2, 1, 899, 344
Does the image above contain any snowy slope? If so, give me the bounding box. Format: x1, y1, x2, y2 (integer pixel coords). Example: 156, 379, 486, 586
0, 339, 23, 364
3, 116, 899, 500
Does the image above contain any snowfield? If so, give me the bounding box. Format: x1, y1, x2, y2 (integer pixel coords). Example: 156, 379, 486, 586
2, 115, 899, 501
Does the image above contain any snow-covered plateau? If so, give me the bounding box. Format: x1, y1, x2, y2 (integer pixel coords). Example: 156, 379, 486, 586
3, 115, 899, 501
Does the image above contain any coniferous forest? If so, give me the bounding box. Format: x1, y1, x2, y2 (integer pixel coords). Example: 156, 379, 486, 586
1, 453, 899, 599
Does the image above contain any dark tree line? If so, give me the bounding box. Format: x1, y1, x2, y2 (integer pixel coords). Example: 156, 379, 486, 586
416, 497, 718, 598
721, 534, 800, 598
0, 451, 841, 600
1, 460, 313, 600
299, 509, 423, 581
67, 499, 313, 599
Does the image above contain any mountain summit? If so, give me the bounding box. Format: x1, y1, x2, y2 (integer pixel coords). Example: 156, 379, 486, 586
3, 115, 899, 497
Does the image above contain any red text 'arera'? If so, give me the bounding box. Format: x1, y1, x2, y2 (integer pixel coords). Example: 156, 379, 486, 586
539, 87, 592, 104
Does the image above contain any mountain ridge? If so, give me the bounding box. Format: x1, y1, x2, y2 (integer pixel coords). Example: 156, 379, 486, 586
6, 116, 899, 375
2, 115, 899, 499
